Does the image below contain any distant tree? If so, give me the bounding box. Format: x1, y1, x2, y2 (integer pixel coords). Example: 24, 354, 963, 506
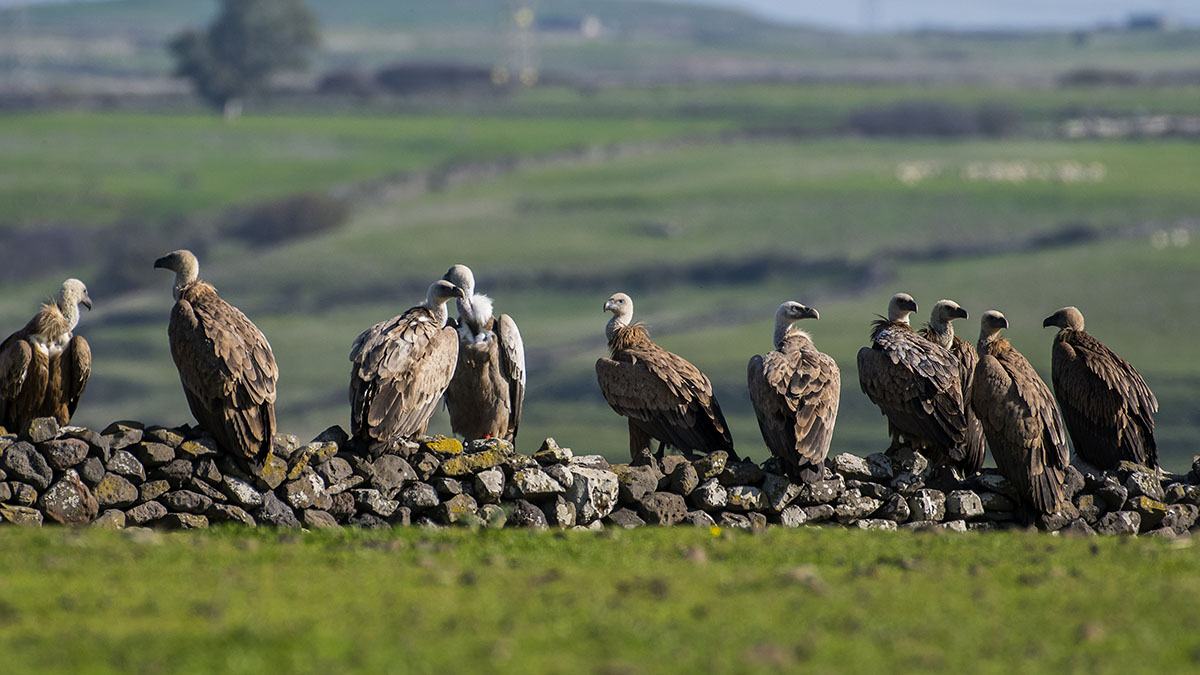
169, 0, 319, 119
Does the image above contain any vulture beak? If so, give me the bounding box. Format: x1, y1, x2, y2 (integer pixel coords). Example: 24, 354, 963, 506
802, 305, 820, 320
1001, 317, 1010, 330
954, 306, 969, 320
907, 300, 919, 312
603, 300, 614, 312
452, 286, 466, 299
1042, 315, 1055, 328
153, 256, 168, 270
81, 294, 93, 311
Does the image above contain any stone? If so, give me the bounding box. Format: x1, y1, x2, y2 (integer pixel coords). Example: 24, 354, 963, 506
508, 499, 548, 529
569, 454, 610, 470
682, 510, 717, 528
857, 518, 898, 531
846, 479, 893, 500
726, 485, 766, 512
565, 466, 619, 524
40, 470, 98, 525
420, 435, 464, 457
410, 452, 440, 481
328, 492, 355, 522
760, 473, 802, 513
9, 481, 36, 506
162, 490, 212, 514
1075, 494, 1103, 524
474, 467, 505, 504
688, 479, 727, 512
78, 457, 105, 486
533, 438, 572, 464
1095, 478, 1129, 511
134, 442, 176, 468
313, 425, 350, 446
248, 452, 288, 490
0, 504, 42, 526
543, 463, 573, 490
187, 476, 226, 504
479, 504, 506, 529
207, 503, 256, 527
21, 417, 59, 444
1063, 465, 1086, 500
668, 462, 700, 497
152, 459, 195, 488
946, 490, 985, 520
125, 501, 167, 525
835, 490, 883, 525
541, 495, 577, 527
350, 513, 390, 529
195, 458, 222, 485
717, 512, 752, 529
0, 482, 10, 502
40, 438, 90, 471
746, 512, 769, 529
101, 422, 143, 452
507, 467, 565, 501
974, 471, 1020, 500
901, 520, 940, 532
979, 491, 1017, 514
92, 509, 126, 529
638, 491, 688, 526
161, 513, 209, 529
399, 482, 439, 511
1163, 504, 1199, 534
1128, 496, 1167, 531
833, 452, 890, 482
256, 491, 300, 528
94, 473, 138, 509
875, 493, 911, 523
371, 455, 417, 498
3, 441, 52, 490
801, 504, 836, 523
143, 427, 185, 448
779, 505, 808, 527
432, 477, 463, 498
178, 437, 221, 460
1060, 519, 1096, 537
435, 493, 478, 525
940, 519, 968, 533
1095, 511, 1140, 536
890, 447, 930, 476
1125, 470, 1165, 503
658, 456, 689, 483
692, 451, 728, 481
302, 509, 340, 529
795, 476, 844, 506
718, 460, 764, 487
271, 433, 301, 460
605, 507, 645, 529
283, 470, 332, 511
1165, 482, 1200, 506
890, 471, 925, 495
908, 489, 946, 522
219, 475, 264, 508
439, 447, 510, 477
613, 464, 660, 504
316, 457, 353, 487
105, 450, 147, 483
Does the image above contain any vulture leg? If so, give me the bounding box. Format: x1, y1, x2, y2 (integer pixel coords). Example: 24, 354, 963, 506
628, 419, 652, 460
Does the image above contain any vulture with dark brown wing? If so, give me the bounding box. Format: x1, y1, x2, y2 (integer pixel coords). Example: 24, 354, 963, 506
974, 310, 1069, 514
155, 250, 278, 463
918, 299, 986, 478
0, 278, 92, 431
857, 293, 966, 461
441, 264, 526, 444
349, 279, 463, 451
1044, 306, 1158, 471
596, 292, 736, 460
748, 301, 840, 483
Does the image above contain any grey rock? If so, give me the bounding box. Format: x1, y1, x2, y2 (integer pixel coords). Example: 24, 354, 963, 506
658, 456, 689, 483
568, 454, 610, 470
0, 482, 10, 502
371, 455, 417, 498
432, 477, 463, 498
283, 470, 332, 511
328, 492, 355, 522
349, 513, 390, 529
410, 452, 440, 481
1075, 494, 1103, 524
271, 433, 302, 460
478, 504, 506, 529
890, 471, 925, 495
974, 471, 1020, 500
177, 436, 221, 460
801, 504, 836, 523
508, 499, 549, 529
746, 512, 769, 529
908, 489, 946, 522
220, 475, 263, 508
507, 467, 565, 501
160, 513, 209, 529
353, 489, 399, 517
77, 457, 105, 486
1095, 477, 1129, 511
946, 490, 984, 520
0, 504, 42, 526
473, 467, 505, 504
94, 473, 138, 509
399, 482, 439, 511
1165, 482, 1200, 505
835, 490, 883, 525
1064, 465, 1086, 500
717, 511, 752, 529
533, 438, 572, 464
302, 509, 340, 529
105, 450, 146, 483
565, 466, 619, 524
315, 456, 353, 487
605, 507, 645, 529
194, 458, 222, 485
682, 510, 717, 528
718, 459, 764, 487
40, 438, 90, 471
761, 473, 802, 513
1125, 470, 1165, 503
615, 465, 660, 504
435, 493, 479, 525
9, 481, 37, 505
979, 491, 1017, 513
668, 462, 700, 497
134, 442, 176, 468
541, 495, 577, 527
865, 453, 896, 482
688, 479, 727, 512
143, 427, 185, 448
22, 417, 59, 443
1128, 496, 1167, 531
100, 422, 142, 455
693, 451, 728, 481
901, 520, 940, 531
1060, 519, 1096, 537
152, 459, 195, 488
1096, 511, 1140, 535
256, 491, 300, 528
638, 491, 688, 526
162, 490, 213, 515
543, 463, 573, 490
39, 469, 98, 525
890, 448, 930, 476
795, 476, 845, 506
326, 474, 364, 496
875, 493, 911, 523
1040, 504, 1081, 532
940, 519, 968, 533
779, 505, 808, 527
313, 425, 350, 446
1164, 504, 1199, 534
726, 485, 766, 512
186, 476, 227, 504
125, 500, 167, 525
92, 509, 126, 530
138, 479, 171, 504
857, 518, 898, 531
3, 441, 51, 490
846, 479, 893, 500
207, 503, 256, 527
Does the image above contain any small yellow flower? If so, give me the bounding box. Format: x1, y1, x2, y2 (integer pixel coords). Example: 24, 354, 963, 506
709, 525, 721, 537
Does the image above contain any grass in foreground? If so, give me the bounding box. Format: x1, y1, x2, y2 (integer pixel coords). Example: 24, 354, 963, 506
0, 526, 1198, 673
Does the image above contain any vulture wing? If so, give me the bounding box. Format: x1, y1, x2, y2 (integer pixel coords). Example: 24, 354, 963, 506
496, 313, 526, 442
749, 343, 840, 482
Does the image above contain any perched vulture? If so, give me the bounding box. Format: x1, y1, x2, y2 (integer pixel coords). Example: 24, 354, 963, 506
1044, 306, 1158, 471
974, 310, 1069, 514
155, 250, 278, 463
0, 278, 92, 431
349, 279, 464, 450
918, 299, 986, 478
747, 301, 840, 483
440, 264, 526, 444
857, 293, 966, 463
595, 292, 736, 460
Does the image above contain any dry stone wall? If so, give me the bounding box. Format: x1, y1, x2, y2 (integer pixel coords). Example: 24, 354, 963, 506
0, 416, 1196, 537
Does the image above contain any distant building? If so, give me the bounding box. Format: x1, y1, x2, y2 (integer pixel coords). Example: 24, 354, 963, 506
1125, 12, 1173, 31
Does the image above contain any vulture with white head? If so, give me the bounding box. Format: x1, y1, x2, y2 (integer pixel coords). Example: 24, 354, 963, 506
748, 301, 840, 483
596, 292, 736, 460
0, 278, 92, 431
974, 310, 1069, 514
440, 264, 526, 443
918, 299, 986, 477
155, 250, 278, 463
1043, 306, 1157, 470
349, 279, 464, 450
858, 293, 966, 462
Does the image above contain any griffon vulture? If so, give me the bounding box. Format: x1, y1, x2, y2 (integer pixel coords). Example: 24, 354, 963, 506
440, 264, 526, 443
748, 301, 840, 483
155, 250, 278, 463
857, 293, 966, 462
349, 279, 464, 450
1043, 306, 1158, 471
0, 278, 92, 431
918, 299, 986, 477
596, 292, 736, 460
974, 310, 1069, 514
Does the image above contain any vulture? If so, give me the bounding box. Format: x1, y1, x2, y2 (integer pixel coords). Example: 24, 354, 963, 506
747, 301, 840, 483
857, 293, 966, 463
349, 279, 464, 451
1043, 306, 1158, 471
918, 299, 986, 478
155, 250, 278, 463
974, 310, 1070, 514
595, 292, 736, 461
440, 264, 526, 444
0, 278, 92, 431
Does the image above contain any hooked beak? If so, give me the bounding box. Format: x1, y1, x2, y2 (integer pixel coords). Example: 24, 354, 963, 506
1000, 317, 1010, 330
81, 294, 93, 311
153, 256, 168, 270
801, 305, 819, 320
603, 300, 614, 312
1042, 315, 1055, 328
953, 306, 969, 320
452, 286, 466, 299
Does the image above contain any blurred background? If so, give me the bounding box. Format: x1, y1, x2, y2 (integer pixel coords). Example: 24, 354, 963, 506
0, 0, 1196, 468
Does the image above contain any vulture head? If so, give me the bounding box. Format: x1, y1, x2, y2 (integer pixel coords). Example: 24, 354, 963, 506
154, 249, 200, 300
426, 279, 465, 306
59, 278, 92, 312
1043, 306, 1085, 332
774, 300, 819, 347
931, 299, 968, 324
603, 292, 635, 339
887, 293, 918, 324
443, 264, 475, 297
979, 310, 1009, 343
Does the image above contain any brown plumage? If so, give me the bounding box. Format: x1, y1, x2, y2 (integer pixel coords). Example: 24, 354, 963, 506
858, 293, 966, 460
1044, 306, 1157, 470
974, 310, 1069, 514
350, 279, 464, 450
0, 279, 92, 431
748, 301, 840, 483
155, 251, 277, 463
918, 299, 985, 477
596, 292, 736, 460
441, 265, 525, 443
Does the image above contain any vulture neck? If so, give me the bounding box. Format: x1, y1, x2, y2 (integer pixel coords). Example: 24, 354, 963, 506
926, 319, 954, 349
58, 296, 81, 333
774, 316, 808, 349
458, 292, 494, 339
606, 311, 632, 342
171, 261, 200, 302
977, 331, 1005, 354
422, 295, 451, 328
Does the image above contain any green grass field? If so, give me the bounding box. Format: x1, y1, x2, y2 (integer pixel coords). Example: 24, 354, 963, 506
1, 526, 1198, 673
